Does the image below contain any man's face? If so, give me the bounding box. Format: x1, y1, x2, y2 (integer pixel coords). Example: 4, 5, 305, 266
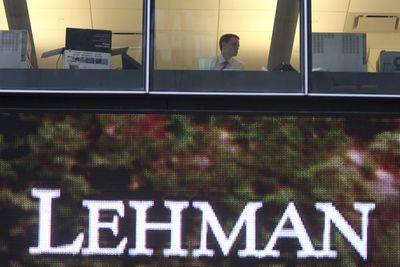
222, 37, 240, 58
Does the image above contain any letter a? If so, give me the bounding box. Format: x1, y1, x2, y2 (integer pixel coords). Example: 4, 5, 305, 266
261, 202, 316, 258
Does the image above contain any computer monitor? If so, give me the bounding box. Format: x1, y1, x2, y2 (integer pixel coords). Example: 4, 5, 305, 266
64, 28, 112, 69
65, 28, 111, 53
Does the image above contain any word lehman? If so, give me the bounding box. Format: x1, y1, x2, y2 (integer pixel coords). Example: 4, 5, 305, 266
29, 188, 375, 260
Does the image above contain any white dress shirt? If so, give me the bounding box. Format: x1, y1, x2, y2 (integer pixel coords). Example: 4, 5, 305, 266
209, 54, 244, 70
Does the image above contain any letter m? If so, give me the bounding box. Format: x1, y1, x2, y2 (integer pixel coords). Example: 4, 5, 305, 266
192, 201, 262, 257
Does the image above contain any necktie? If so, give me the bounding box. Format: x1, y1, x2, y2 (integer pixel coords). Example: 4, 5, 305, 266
221, 61, 230, 70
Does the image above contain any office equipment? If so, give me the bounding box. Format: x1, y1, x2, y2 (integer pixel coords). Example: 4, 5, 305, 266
312, 33, 367, 72
121, 53, 141, 70
377, 51, 400, 72
0, 30, 32, 69
63, 28, 112, 69
111, 47, 141, 70
271, 62, 297, 72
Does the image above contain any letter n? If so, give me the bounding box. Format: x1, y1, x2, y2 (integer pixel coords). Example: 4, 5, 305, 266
315, 202, 375, 260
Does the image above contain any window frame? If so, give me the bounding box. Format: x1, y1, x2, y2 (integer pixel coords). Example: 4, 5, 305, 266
148, 0, 305, 95
307, 0, 400, 98
0, 0, 148, 94
0, 0, 399, 98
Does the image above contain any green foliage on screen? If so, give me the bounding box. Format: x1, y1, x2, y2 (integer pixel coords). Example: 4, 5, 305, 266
0, 113, 398, 267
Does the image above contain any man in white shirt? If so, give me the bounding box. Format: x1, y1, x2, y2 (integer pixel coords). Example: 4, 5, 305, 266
209, 34, 244, 71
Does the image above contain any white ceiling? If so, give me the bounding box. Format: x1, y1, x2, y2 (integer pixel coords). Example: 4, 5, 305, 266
349, 0, 400, 13
2, 0, 399, 70
312, 0, 400, 32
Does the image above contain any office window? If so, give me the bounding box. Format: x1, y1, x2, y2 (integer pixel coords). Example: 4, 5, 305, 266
0, 0, 144, 92
152, 0, 302, 93
311, 0, 400, 95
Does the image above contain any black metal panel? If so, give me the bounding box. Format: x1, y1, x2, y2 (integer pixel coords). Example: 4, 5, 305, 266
153, 70, 300, 93
0, 94, 399, 115
312, 72, 400, 94
0, 69, 143, 91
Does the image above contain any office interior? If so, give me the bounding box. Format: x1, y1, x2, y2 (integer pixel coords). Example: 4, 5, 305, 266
0, 0, 399, 93
1, 0, 399, 70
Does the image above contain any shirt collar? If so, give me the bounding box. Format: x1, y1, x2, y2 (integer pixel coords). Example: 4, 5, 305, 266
218, 54, 233, 64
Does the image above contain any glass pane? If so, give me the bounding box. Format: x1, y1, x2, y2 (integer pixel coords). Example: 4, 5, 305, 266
0, 0, 144, 92
311, 0, 400, 95
152, 0, 301, 93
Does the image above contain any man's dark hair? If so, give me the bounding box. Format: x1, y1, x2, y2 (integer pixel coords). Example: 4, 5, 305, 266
219, 33, 240, 51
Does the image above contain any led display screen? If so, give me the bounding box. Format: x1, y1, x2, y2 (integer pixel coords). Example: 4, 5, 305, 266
0, 113, 399, 267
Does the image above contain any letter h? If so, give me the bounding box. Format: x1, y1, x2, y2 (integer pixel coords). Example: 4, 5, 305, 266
128, 201, 189, 257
